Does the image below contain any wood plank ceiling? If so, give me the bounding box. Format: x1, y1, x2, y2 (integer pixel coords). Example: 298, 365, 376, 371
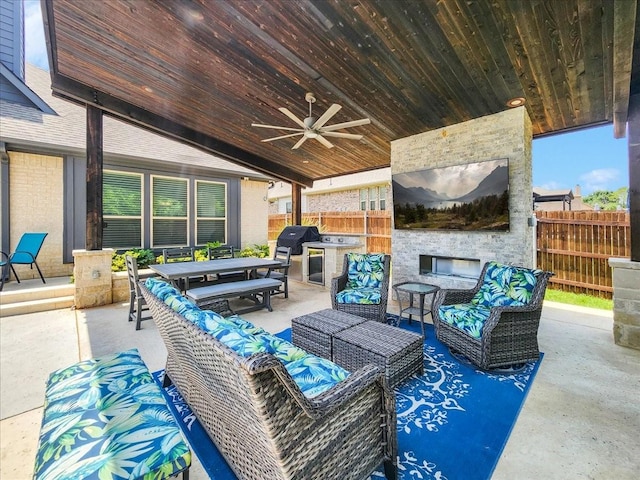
42, 0, 638, 187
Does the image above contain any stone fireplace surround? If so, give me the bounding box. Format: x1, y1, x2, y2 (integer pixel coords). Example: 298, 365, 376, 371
390, 107, 535, 290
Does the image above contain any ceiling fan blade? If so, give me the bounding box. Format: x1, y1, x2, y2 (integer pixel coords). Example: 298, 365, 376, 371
278, 107, 306, 128
261, 132, 304, 142
291, 136, 308, 150
320, 131, 363, 140
321, 118, 371, 131
315, 135, 334, 148
251, 123, 304, 132
312, 104, 342, 129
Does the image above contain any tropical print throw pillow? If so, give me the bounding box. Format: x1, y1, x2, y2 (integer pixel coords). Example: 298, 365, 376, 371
471, 262, 540, 307
346, 253, 386, 289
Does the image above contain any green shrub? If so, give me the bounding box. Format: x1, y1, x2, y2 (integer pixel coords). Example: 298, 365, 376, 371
111, 249, 156, 272
238, 244, 270, 258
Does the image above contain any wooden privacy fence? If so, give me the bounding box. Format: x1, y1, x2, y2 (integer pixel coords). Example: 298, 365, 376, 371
268, 210, 630, 298
535, 211, 630, 298
268, 211, 392, 254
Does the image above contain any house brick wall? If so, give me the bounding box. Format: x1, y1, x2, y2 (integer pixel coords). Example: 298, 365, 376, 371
240, 178, 269, 247
268, 183, 392, 213
390, 107, 534, 289
8, 151, 72, 279
307, 190, 360, 211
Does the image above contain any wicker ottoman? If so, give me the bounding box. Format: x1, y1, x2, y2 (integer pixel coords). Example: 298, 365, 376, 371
291, 308, 367, 360
333, 321, 424, 388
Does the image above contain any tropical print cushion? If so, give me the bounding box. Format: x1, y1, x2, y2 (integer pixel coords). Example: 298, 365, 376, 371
182, 308, 227, 332
146, 277, 181, 301
164, 293, 197, 315
471, 262, 541, 307
439, 303, 491, 339
33, 349, 190, 480
257, 334, 310, 363
217, 329, 276, 357
346, 253, 386, 289
226, 314, 254, 328
285, 354, 350, 398
335, 287, 381, 305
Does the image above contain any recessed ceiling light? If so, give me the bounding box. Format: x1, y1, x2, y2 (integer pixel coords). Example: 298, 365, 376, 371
506, 97, 526, 108
143, 86, 153, 93
302, 160, 309, 164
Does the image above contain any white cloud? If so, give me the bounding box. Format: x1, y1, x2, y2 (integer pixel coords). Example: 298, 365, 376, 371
538, 181, 563, 191
578, 168, 620, 194
24, 0, 49, 70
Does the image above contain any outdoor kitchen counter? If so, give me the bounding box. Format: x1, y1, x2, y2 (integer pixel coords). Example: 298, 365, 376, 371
302, 242, 364, 248
301, 238, 366, 288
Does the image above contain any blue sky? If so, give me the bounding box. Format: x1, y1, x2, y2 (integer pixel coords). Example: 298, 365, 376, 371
23, 0, 629, 196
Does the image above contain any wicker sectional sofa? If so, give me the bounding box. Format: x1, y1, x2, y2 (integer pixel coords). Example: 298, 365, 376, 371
140, 278, 397, 480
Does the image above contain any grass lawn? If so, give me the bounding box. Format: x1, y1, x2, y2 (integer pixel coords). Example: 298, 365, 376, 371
544, 288, 612, 311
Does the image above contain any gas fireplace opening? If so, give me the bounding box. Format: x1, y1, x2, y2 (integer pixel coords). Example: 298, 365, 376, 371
419, 255, 481, 279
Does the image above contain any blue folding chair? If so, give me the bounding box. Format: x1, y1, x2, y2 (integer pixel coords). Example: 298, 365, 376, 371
0, 233, 48, 290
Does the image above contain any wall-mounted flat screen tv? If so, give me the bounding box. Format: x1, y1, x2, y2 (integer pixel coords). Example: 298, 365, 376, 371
392, 158, 509, 231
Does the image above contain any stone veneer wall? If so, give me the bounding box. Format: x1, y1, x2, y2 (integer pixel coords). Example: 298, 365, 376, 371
608, 258, 640, 350
391, 107, 534, 289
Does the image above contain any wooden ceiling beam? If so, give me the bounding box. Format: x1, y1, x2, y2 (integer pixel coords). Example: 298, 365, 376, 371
48, 74, 315, 187
612, 0, 637, 139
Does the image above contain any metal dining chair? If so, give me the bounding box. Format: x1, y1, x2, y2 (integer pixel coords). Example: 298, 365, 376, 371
125, 255, 153, 330
208, 245, 246, 283
0, 232, 48, 291
256, 246, 291, 298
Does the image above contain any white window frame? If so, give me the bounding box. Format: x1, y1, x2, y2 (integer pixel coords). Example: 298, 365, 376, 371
103, 170, 143, 249
151, 175, 189, 248
195, 179, 227, 246
360, 186, 387, 211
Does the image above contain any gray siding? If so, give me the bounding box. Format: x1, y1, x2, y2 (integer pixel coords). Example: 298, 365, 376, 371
0, 0, 24, 79
0, 77, 31, 106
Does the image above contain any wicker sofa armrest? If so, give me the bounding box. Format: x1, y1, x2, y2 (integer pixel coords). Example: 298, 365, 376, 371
246, 354, 386, 419
269, 358, 397, 474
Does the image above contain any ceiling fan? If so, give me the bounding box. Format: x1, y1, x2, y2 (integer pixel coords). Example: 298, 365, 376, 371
251, 93, 371, 149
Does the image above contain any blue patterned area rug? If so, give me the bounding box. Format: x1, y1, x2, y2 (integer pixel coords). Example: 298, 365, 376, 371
153, 317, 542, 480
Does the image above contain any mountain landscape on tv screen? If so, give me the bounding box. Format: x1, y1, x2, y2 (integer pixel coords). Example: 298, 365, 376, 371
392, 159, 510, 231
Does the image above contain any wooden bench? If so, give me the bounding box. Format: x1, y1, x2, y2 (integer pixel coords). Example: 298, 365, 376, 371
33, 349, 191, 480
186, 278, 282, 313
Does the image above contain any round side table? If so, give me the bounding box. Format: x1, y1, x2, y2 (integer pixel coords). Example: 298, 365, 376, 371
393, 282, 440, 337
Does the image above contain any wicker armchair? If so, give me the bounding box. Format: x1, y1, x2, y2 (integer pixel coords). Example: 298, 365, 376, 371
331, 253, 391, 323
432, 261, 554, 370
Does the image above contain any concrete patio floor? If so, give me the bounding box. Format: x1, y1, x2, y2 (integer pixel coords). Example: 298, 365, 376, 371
1, 277, 639, 479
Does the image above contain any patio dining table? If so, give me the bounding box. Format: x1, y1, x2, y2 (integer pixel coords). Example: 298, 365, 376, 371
149, 257, 282, 291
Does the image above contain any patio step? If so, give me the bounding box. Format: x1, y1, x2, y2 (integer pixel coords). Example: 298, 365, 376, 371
0, 283, 75, 317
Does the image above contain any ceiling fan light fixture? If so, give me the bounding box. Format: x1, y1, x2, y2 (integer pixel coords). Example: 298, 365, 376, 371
305, 131, 319, 138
